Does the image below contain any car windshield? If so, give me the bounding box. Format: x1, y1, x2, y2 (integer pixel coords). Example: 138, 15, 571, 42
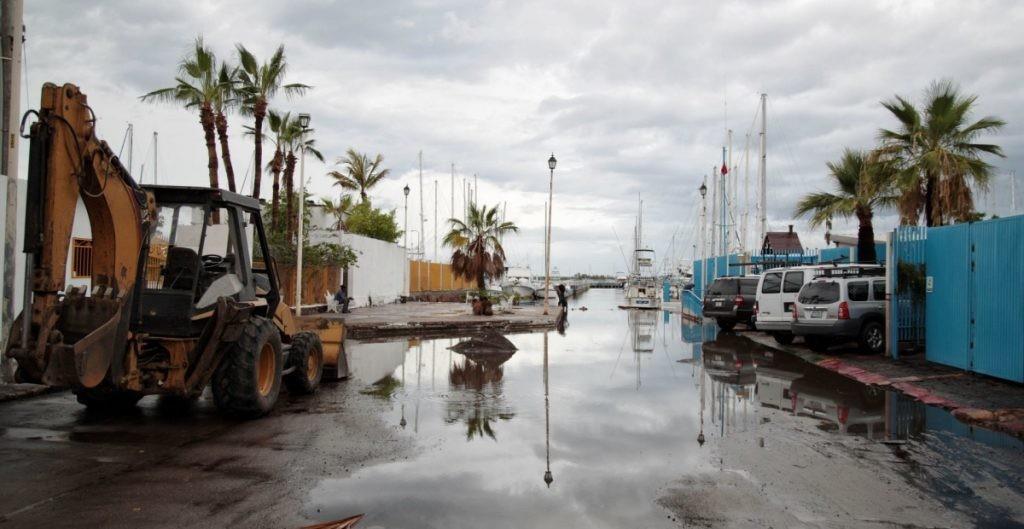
707, 279, 737, 296
798, 281, 840, 304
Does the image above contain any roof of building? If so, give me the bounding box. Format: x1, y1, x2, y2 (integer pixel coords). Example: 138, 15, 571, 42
762, 226, 804, 254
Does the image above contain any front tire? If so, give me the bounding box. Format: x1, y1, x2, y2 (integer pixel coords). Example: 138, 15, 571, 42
212, 316, 283, 419
284, 331, 323, 395
859, 321, 886, 355
716, 318, 736, 332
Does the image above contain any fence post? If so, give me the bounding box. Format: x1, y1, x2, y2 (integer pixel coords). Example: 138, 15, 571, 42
886, 230, 896, 359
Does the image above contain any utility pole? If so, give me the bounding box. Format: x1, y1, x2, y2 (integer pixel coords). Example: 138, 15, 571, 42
153, 131, 158, 184
2, 0, 25, 381
759, 93, 767, 246
433, 179, 438, 262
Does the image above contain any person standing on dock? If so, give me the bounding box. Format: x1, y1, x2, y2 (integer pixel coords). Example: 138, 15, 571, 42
556, 284, 568, 314
335, 283, 350, 314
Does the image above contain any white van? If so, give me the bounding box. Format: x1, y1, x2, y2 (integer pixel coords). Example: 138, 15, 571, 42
754, 266, 817, 344
755, 264, 884, 345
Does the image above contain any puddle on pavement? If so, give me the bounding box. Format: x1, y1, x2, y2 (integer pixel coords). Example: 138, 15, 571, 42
312, 289, 1023, 529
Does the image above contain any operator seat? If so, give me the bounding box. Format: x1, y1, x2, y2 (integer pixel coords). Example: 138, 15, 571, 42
163, 246, 199, 290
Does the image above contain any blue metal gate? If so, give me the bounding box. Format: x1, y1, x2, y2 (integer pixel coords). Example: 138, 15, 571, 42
891, 226, 927, 352
969, 217, 1024, 382
924, 224, 971, 370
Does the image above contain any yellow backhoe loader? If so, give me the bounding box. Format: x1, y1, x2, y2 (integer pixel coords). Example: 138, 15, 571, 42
4, 83, 346, 417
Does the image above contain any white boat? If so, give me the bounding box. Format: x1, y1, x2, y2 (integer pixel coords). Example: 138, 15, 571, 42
621, 198, 662, 310
501, 266, 536, 299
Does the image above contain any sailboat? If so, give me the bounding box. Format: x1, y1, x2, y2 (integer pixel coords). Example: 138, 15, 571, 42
621, 198, 662, 310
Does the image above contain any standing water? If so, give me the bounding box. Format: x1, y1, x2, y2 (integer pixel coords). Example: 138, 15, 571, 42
309, 289, 1024, 528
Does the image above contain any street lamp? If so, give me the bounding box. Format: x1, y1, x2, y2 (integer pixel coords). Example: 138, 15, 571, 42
698, 179, 708, 295
543, 153, 557, 315
404, 184, 411, 297
294, 113, 311, 317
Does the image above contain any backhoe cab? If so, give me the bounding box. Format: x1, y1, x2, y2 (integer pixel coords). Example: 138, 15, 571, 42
6, 82, 331, 418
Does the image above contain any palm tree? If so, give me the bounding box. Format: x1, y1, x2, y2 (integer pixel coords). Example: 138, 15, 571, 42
878, 80, 1006, 226
213, 61, 239, 192
794, 149, 897, 263
247, 110, 292, 228
235, 44, 310, 201
328, 148, 390, 203
281, 124, 324, 240
141, 37, 222, 190
443, 203, 519, 289
320, 195, 355, 230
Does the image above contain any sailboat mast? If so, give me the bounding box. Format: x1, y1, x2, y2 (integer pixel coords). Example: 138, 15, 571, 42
759, 93, 768, 245
742, 132, 750, 254
727, 129, 734, 252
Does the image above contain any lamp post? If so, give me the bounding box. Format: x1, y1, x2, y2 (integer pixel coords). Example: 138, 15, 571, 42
699, 179, 707, 295
543, 153, 557, 316
294, 112, 311, 317
404, 184, 410, 296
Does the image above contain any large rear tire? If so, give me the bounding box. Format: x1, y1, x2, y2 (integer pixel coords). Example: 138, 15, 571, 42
284, 331, 323, 395
212, 316, 282, 419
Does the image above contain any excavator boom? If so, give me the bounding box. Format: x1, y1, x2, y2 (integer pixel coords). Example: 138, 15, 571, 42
7, 83, 154, 387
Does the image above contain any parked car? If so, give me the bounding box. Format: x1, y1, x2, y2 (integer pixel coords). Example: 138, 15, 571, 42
756, 264, 883, 345
791, 271, 887, 354
702, 276, 760, 331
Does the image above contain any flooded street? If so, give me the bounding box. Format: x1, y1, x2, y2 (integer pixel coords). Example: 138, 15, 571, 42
0, 289, 1022, 528
319, 289, 1024, 528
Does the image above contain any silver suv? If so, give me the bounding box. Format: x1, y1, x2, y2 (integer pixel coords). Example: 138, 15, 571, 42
791, 271, 886, 354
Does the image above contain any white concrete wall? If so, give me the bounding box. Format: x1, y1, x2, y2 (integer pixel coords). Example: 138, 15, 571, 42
64, 197, 93, 292
0, 175, 26, 332
309, 228, 408, 308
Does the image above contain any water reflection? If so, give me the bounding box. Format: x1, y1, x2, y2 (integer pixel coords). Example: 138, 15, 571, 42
446, 349, 515, 441
318, 290, 1022, 529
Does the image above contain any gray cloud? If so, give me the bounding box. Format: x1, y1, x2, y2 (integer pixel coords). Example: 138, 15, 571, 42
21, 0, 1023, 274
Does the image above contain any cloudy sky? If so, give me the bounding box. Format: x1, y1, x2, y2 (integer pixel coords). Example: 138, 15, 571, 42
21, 0, 1024, 275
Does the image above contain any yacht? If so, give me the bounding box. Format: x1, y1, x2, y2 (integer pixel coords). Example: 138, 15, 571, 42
621, 198, 662, 310
500, 266, 536, 299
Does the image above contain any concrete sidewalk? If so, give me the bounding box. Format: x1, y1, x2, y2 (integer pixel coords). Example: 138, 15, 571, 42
745, 331, 1024, 439
308, 301, 559, 340
0, 382, 53, 402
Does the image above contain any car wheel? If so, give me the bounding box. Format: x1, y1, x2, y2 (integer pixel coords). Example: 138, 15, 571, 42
805, 335, 830, 352
716, 318, 736, 332
859, 321, 885, 355
773, 332, 795, 345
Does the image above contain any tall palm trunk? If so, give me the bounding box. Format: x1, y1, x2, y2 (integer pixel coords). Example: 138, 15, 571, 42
200, 103, 219, 189
924, 173, 937, 227
285, 149, 297, 241
215, 111, 236, 192
270, 147, 283, 230
855, 206, 877, 263
251, 98, 268, 199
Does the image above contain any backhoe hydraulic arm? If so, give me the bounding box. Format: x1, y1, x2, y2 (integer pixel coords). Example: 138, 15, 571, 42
6, 83, 155, 388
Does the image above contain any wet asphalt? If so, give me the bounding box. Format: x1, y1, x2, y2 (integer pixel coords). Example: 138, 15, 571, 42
0, 288, 1022, 529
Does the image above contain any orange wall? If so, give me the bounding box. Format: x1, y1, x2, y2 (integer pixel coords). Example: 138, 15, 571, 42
408, 260, 473, 292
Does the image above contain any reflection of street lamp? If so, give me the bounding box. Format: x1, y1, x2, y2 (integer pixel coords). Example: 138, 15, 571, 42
543, 331, 554, 487
697, 353, 705, 447
295, 113, 311, 316
543, 154, 557, 315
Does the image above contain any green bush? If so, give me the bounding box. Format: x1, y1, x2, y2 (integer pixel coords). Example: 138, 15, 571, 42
346, 201, 403, 243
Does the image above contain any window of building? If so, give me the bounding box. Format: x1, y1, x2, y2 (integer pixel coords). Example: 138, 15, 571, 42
71, 238, 93, 278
